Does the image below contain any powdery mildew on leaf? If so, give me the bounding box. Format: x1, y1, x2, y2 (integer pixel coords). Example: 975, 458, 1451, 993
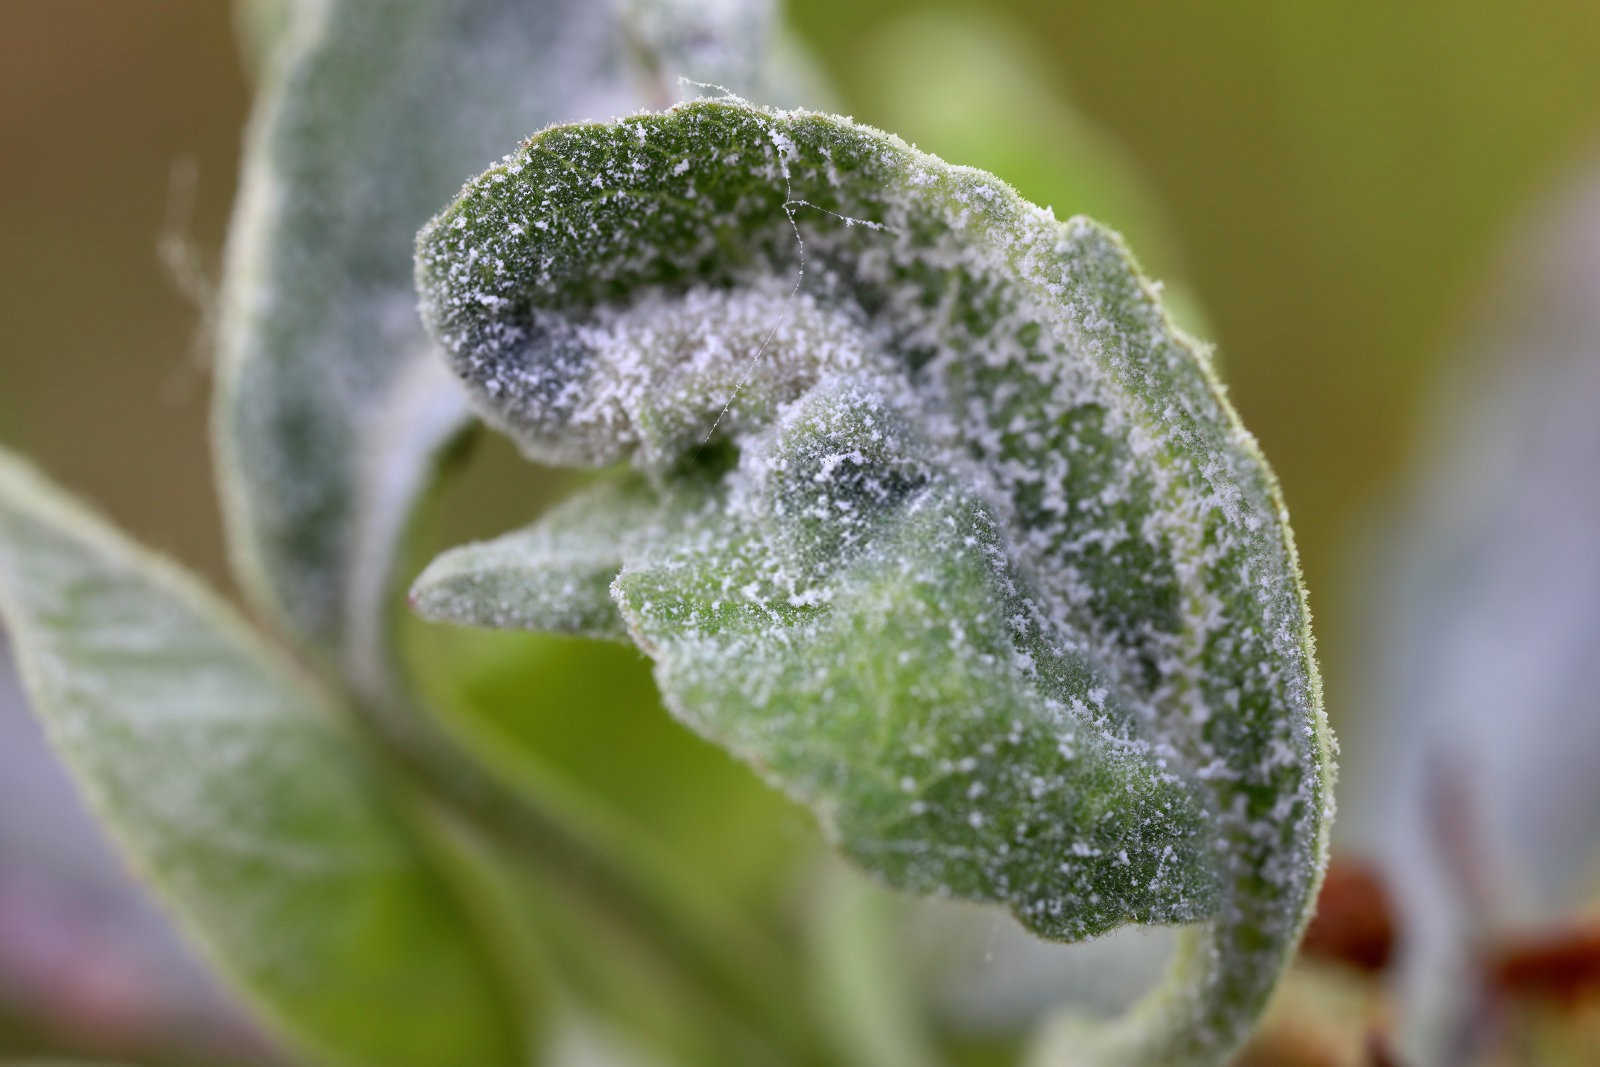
412, 472, 709, 642
414, 99, 1334, 1064
0, 451, 520, 1067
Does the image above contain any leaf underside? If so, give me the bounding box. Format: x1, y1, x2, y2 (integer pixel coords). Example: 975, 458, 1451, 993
414, 99, 1333, 1062
0, 452, 520, 1067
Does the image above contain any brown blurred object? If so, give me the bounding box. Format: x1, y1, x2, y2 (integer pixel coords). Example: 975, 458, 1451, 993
1247, 857, 1600, 1066
1298, 857, 1600, 1006
1362, 1030, 1405, 1067
1302, 858, 1398, 974
1232, 956, 1395, 1067
1490, 922, 1600, 1005
1233, 1028, 1346, 1067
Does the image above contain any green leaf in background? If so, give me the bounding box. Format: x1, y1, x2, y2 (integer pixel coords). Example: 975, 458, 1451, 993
827, 7, 1212, 349
215, 0, 803, 701
232, 0, 295, 77
414, 99, 1334, 1064
0, 451, 522, 1067
838, 8, 1184, 281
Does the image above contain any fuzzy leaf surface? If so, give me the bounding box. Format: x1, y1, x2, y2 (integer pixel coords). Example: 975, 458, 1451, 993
215, 0, 796, 698
411, 472, 710, 643
415, 99, 1333, 1064
0, 451, 519, 1067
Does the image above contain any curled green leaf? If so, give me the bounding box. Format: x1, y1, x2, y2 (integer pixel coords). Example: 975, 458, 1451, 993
0, 451, 521, 1067
414, 99, 1333, 1064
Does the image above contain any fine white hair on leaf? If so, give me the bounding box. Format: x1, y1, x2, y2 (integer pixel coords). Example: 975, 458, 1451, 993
413, 98, 1333, 1067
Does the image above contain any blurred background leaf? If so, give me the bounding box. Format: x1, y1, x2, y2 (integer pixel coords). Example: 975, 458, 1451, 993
0, 639, 278, 1067
1342, 156, 1600, 1067
0, 454, 528, 1067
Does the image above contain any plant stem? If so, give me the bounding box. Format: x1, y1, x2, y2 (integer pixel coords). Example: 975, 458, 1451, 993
347, 689, 825, 1064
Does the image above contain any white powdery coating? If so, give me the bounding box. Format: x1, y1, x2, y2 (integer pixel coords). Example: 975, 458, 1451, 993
410, 473, 719, 641
416, 100, 1332, 1063
492, 279, 886, 470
